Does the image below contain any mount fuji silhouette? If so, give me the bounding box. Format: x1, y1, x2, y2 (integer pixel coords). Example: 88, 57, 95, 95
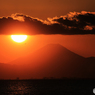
0, 44, 95, 79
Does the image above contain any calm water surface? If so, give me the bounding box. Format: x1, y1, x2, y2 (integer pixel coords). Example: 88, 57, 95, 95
0, 79, 94, 95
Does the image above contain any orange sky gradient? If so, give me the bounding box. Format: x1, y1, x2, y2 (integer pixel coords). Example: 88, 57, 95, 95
0, 34, 95, 63
0, 0, 95, 19
0, 0, 95, 79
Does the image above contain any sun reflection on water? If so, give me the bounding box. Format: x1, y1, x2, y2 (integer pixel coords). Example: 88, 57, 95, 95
7, 81, 36, 95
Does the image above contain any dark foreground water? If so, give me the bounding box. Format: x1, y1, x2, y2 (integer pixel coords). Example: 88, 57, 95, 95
0, 79, 95, 95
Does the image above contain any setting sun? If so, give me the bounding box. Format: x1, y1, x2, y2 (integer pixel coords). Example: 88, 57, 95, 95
11, 35, 27, 43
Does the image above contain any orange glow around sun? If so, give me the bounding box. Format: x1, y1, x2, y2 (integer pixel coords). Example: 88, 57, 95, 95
11, 35, 27, 43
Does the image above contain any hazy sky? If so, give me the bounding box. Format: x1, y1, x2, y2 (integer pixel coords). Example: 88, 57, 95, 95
0, 0, 95, 63
0, 34, 95, 63
0, 0, 95, 19
0, 0, 95, 80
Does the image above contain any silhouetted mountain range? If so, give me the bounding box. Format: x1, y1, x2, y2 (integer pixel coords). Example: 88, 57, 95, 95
0, 44, 95, 79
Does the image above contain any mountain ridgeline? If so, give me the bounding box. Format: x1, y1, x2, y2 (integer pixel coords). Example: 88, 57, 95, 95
0, 44, 95, 79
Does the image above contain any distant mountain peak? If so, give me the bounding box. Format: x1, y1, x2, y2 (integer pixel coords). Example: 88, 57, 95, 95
40, 43, 68, 52
44, 43, 66, 48
32, 43, 84, 61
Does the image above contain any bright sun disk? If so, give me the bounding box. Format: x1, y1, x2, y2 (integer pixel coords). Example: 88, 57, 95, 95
11, 35, 27, 43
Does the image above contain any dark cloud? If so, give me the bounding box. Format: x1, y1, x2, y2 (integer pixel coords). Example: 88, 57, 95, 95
0, 11, 95, 35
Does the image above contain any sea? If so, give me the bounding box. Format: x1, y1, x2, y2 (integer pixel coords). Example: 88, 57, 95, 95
0, 79, 94, 95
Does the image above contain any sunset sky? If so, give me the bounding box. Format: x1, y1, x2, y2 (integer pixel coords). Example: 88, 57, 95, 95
0, 0, 95, 19
0, 0, 95, 63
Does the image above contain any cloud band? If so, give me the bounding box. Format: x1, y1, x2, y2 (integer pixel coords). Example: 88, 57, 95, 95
0, 11, 95, 35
